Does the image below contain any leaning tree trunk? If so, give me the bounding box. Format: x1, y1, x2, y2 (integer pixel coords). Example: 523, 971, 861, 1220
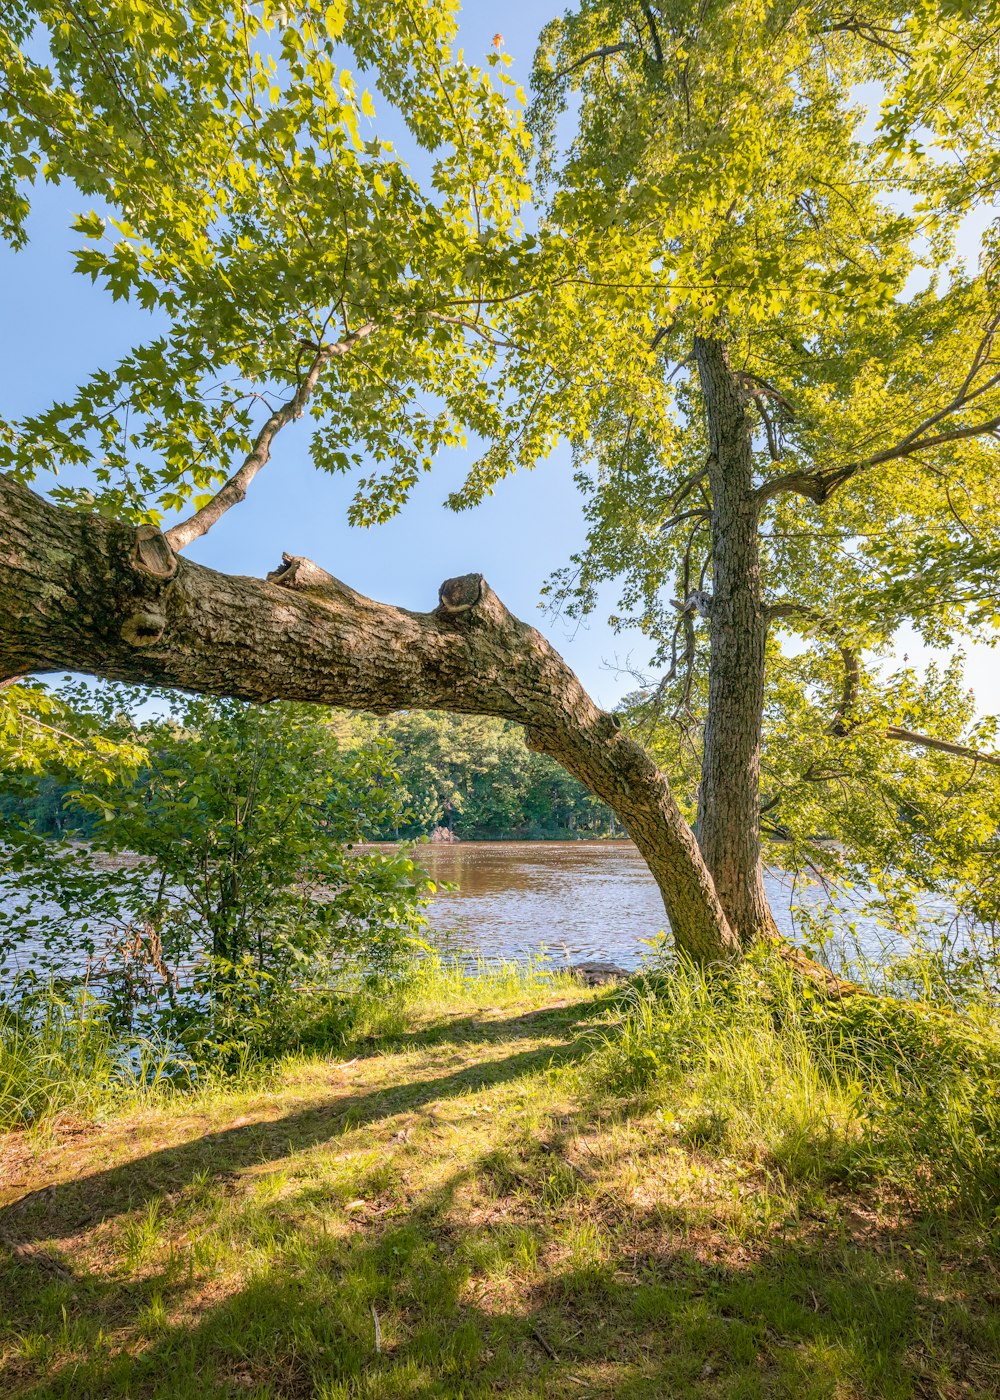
0, 473, 741, 964
693, 336, 779, 944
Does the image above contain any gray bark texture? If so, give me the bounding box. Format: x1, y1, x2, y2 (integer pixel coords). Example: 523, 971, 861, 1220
0, 472, 742, 963
694, 336, 779, 944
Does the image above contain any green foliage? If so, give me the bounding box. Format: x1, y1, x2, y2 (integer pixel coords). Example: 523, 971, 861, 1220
4, 700, 614, 841
342, 710, 613, 838
0, 0, 583, 526
525, 0, 1000, 936
0, 679, 146, 786
0, 686, 428, 1061
623, 648, 1000, 949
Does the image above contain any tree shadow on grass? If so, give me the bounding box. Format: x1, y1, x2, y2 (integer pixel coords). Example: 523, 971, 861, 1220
4, 1166, 1000, 1399
0, 1006, 612, 1248
4, 989, 999, 1397
361, 989, 622, 1054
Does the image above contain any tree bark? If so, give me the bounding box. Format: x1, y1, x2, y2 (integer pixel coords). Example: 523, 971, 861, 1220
694, 337, 779, 944
0, 473, 741, 963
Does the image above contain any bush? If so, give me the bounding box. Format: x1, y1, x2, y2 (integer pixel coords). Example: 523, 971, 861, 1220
0, 688, 430, 1064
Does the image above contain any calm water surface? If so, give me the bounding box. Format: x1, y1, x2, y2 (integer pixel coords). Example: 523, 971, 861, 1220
412, 840, 817, 969
2, 839, 910, 978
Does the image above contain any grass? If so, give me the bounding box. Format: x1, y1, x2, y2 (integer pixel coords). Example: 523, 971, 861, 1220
2, 956, 1000, 1398
591, 955, 1000, 1215
0, 990, 192, 1130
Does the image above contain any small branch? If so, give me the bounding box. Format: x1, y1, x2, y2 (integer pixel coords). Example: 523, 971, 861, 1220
555, 42, 635, 78
665, 462, 710, 513
769, 601, 1000, 767
756, 397, 781, 463
164, 323, 377, 552
640, 3, 665, 65
425, 311, 515, 350
885, 726, 1000, 768
672, 590, 713, 618
756, 412, 1000, 504
732, 371, 796, 415
658, 506, 710, 534
767, 601, 858, 734
530, 1325, 559, 1361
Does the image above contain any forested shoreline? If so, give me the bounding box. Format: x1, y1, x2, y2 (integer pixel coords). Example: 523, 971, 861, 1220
2, 708, 615, 843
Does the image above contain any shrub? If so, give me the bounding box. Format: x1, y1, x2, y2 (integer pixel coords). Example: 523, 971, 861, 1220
0, 687, 429, 1064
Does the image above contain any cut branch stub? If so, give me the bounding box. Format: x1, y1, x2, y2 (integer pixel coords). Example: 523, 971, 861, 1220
132, 526, 178, 581
437, 573, 484, 615
267, 553, 331, 590
267, 553, 363, 607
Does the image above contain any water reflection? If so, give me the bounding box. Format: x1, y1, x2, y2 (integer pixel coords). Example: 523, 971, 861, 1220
409, 840, 806, 968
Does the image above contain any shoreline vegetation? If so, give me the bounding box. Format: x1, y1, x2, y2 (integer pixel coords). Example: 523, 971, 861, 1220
1, 711, 618, 847
3, 956, 1000, 1398
2, 697, 999, 1400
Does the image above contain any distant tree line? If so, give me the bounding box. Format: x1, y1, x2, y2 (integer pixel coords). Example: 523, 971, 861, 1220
1, 706, 615, 842
339, 711, 615, 840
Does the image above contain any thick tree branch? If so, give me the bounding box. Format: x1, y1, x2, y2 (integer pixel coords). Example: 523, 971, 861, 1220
163, 323, 377, 552
884, 726, 1000, 768
757, 317, 1000, 506
0, 473, 742, 964
756, 414, 1000, 505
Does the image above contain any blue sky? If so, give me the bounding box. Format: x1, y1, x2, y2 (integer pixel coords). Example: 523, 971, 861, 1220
1, 2, 997, 714
2, 3, 654, 709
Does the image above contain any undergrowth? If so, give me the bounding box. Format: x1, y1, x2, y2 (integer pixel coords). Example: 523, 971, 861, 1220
0, 951, 575, 1131
588, 950, 1000, 1218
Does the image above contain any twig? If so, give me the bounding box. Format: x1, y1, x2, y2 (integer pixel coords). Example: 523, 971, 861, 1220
555, 42, 634, 78
530, 1324, 559, 1361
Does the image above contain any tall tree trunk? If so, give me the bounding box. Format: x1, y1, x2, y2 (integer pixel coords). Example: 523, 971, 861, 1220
0, 473, 741, 964
693, 336, 778, 944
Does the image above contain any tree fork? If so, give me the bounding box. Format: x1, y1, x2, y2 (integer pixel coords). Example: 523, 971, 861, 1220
0, 473, 741, 963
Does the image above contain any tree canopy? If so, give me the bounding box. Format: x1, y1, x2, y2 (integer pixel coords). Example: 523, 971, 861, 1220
528, 0, 1000, 934
3, 0, 1000, 967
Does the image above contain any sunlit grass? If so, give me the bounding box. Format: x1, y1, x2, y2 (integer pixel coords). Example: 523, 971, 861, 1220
587, 950, 1000, 1216
0, 991, 192, 1131
0, 949, 580, 1132
2, 971, 1000, 1397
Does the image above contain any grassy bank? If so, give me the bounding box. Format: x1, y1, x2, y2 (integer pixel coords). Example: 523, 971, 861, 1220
2, 961, 1000, 1398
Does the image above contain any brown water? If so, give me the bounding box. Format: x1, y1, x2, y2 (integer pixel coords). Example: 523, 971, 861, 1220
2, 840, 910, 981
412, 840, 806, 969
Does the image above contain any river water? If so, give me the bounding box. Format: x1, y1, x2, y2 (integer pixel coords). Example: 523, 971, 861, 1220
0, 839, 923, 980
411, 840, 875, 970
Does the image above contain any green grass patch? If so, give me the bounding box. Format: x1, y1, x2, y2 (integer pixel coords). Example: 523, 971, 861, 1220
588, 952, 1000, 1217
2, 959, 1000, 1395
